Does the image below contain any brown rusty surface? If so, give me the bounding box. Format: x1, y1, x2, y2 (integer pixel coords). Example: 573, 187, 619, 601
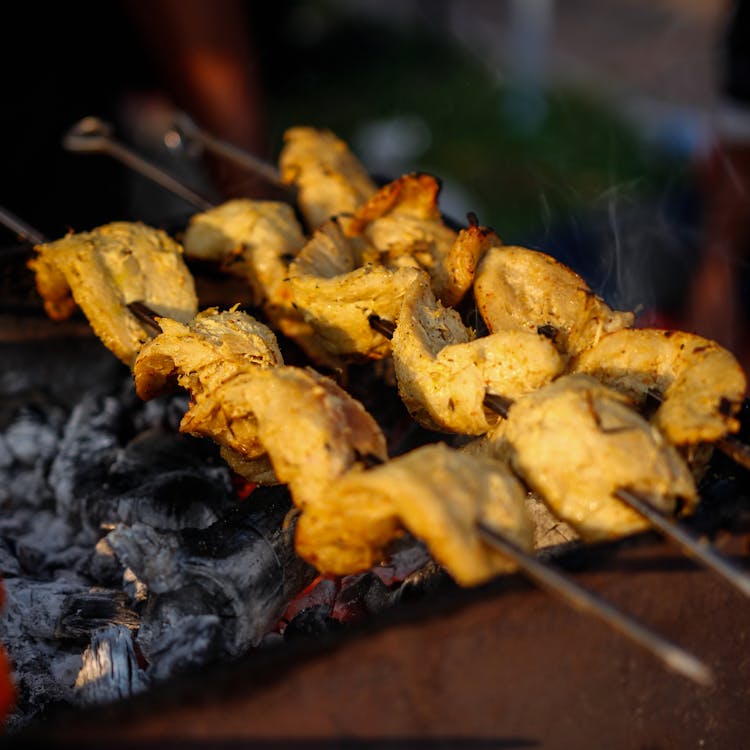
22, 532, 750, 749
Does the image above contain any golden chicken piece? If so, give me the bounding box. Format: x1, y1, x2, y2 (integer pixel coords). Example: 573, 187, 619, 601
29, 222, 198, 366
279, 126, 377, 230
182, 199, 305, 307
474, 244, 634, 359
133, 307, 283, 402
569, 329, 747, 446
392, 275, 564, 434
343, 173, 465, 305
503, 375, 697, 542
287, 220, 425, 363
181, 366, 388, 508
295, 443, 533, 587
180, 199, 334, 366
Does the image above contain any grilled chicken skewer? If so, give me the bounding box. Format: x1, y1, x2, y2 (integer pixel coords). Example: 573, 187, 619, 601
5, 209, 199, 367
295, 442, 710, 685
1, 208, 713, 685
473, 232, 634, 359
569, 328, 748, 464
473, 375, 750, 599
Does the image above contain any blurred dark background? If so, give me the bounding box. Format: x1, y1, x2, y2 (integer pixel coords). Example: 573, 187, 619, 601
2, 0, 746, 354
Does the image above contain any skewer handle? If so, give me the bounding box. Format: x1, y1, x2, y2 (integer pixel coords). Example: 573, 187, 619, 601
615, 488, 750, 599
173, 111, 287, 190
63, 117, 215, 212
476, 522, 712, 686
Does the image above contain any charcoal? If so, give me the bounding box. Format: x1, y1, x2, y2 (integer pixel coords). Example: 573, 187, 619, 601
87, 429, 235, 531
332, 572, 390, 623
0, 434, 13, 468
73, 625, 149, 706
141, 614, 223, 683
5, 407, 60, 466
390, 560, 449, 605
1, 578, 90, 641
108, 488, 315, 657
55, 590, 140, 642
284, 604, 341, 640
83, 538, 126, 587
13, 511, 89, 577
48, 393, 126, 521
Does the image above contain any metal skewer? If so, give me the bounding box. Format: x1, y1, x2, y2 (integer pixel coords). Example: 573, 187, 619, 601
0, 205, 48, 245
476, 522, 712, 686
172, 111, 287, 190
615, 488, 750, 599
715, 435, 750, 472
478, 392, 750, 599
63, 117, 214, 212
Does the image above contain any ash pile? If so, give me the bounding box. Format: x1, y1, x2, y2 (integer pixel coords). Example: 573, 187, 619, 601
0, 338, 438, 731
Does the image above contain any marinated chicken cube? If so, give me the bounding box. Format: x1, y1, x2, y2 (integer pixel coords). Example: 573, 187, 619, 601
287, 220, 425, 363
279, 126, 377, 229
133, 307, 283, 401
182, 199, 305, 307
392, 275, 564, 434
474, 244, 634, 359
181, 366, 388, 508
295, 443, 533, 586
503, 375, 697, 542
570, 329, 747, 446
29, 222, 198, 366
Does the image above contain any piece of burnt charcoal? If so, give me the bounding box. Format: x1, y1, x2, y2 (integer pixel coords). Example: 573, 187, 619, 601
83, 537, 126, 587
73, 625, 149, 706
13, 511, 93, 577
331, 572, 390, 623
4, 404, 61, 466
107, 486, 316, 658
139, 613, 224, 683
55, 590, 140, 642
284, 604, 341, 640
48, 393, 128, 521
86, 429, 235, 531
389, 559, 450, 606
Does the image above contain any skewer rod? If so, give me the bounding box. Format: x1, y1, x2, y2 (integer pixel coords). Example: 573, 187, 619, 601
476, 522, 712, 686
63, 117, 214, 212
615, 488, 750, 599
173, 111, 285, 189
0, 205, 48, 245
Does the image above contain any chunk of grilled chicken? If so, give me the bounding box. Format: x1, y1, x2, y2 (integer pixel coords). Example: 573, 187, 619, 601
474, 244, 634, 359
279, 126, 377, 230
133, 307, 283, 401
392, 275, 564, 434
181, 366, 388, 508
29, 222, 198, 366
295, 443, 533, 587
182, 199, 305, 306
343, 173, 469, 305
503, 375, 697, 542
569, 329, 747, 446
287, 220, 425, 363
180, 199, 334, 366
